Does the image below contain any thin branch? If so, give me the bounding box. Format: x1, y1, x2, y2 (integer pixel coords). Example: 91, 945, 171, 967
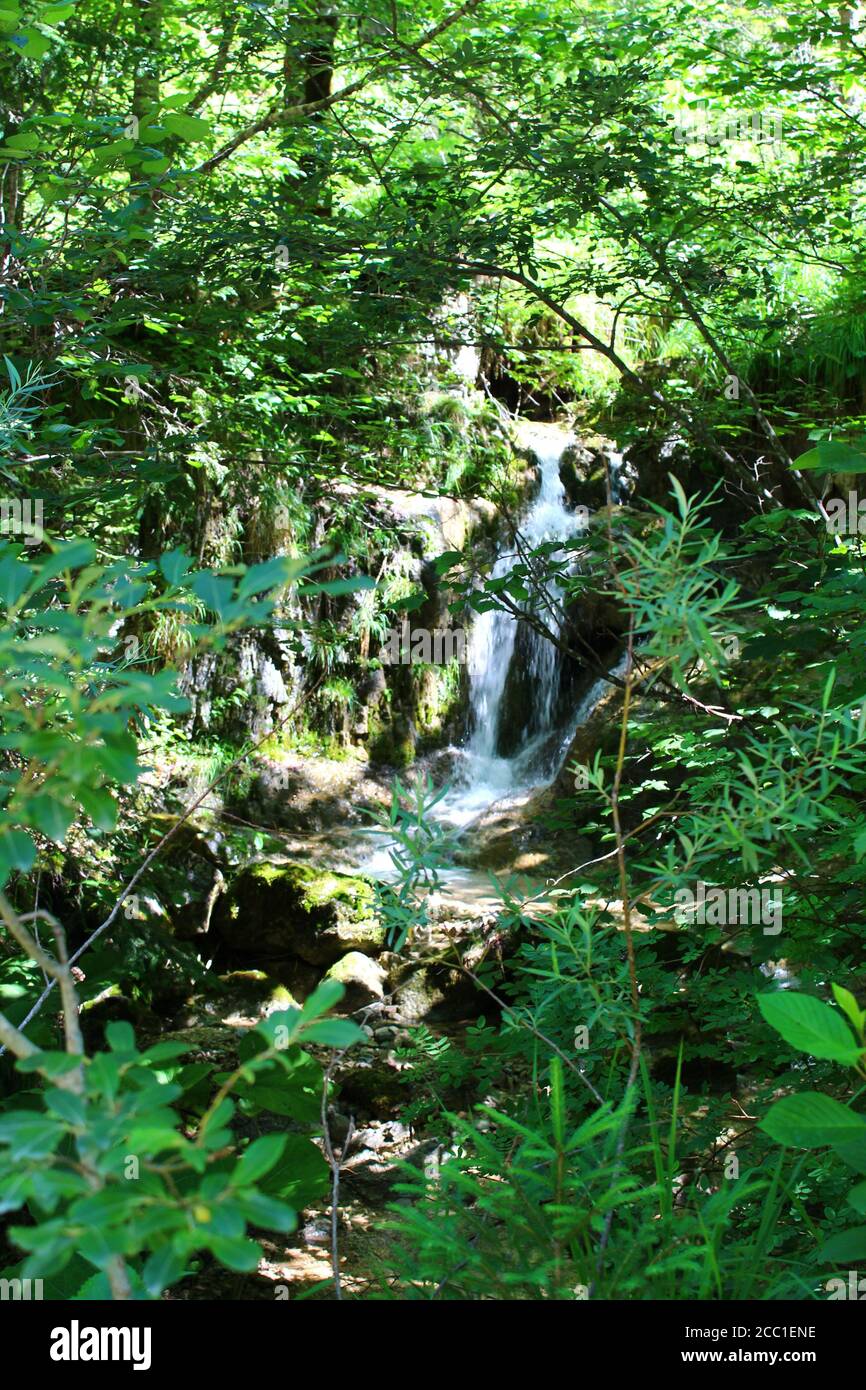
192, 0, 487, 177
0, 677, 323, 1054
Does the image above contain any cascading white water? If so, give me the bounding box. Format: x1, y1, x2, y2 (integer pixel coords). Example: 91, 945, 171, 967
359, 421, 627, 881
436, 421, 589, 827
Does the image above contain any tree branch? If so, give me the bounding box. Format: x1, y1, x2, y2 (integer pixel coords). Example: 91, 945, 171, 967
192, 0, 487, 177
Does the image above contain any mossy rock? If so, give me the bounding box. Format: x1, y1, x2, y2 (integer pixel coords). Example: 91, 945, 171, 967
324, 951, 386, 1011
368, 712, 416, 769
388, 960, 479, 1024
212, 861, 385, 965
559, 444, 608, 510
411, 661, 464, 742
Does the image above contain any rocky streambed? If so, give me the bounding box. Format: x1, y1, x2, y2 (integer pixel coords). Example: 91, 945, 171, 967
114, 824, 545, 1298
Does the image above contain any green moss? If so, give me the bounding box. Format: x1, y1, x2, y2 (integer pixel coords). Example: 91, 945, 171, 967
412, 659, 463, 740
269, 984, 300, 1008
247, 860, 374, 913
368, 713, 416, 768
214, 859, 385, 962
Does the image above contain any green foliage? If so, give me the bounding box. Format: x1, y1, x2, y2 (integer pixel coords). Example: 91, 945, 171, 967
759, 986, 866, 1265
366, 774, 459, 950
0, 981, 362, 1298
3, 0, 866, 1307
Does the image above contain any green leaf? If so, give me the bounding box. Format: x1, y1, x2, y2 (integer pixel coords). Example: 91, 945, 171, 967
757, 992, 863, 1064
77, 787, 118, 832
832, 984, 865, 1033
27, 794, 74, 844
0, 830, 36, 882
191, 569, 235, 616
793, 440, 866, 472
33, 541, 95, 586
142, 1244, 186, 1296
235, 1190, 296, 1233
431, 550, 464, 575
42, 2, 77, 20
311, 576, 376, 596
5, 130, 39, 150
207, 1235, 261, 1272
299, 979, 345, 1022
0, 1170, 31, 1214
140, 1040, 190, 1065
253, 1009, 301, 1049
159, 548, 193, 586
44, 1088, 86, 1126
11, 26, 51, 58
162, 112, 210, 142
105, 1020, 136, 1052
233, 1133, 287, 1187
16, 1051, 83, 1078
760, 1093, 866, 1148
0, 553, 32, 608
258, 1134, 328, 1206
237, 557, 291, 601
835, 1135, 866, 1174
819, 1226, 866, 1262
0, 1112, 65, 1159
302, 1019, 365, 1047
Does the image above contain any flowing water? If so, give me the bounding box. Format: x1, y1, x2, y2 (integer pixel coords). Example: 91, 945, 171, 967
435, 421, 596, 828
361, 422, 624, 881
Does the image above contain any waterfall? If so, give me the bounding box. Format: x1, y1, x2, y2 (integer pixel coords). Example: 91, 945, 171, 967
359, 421, 624, 879
438, 422, 590, 827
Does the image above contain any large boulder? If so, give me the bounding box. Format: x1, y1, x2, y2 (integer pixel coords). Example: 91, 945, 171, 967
211, 862, 385, 964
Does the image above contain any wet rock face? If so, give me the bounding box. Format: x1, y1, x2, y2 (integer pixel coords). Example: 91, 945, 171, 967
494, 620, 558, 758
559, 444, 609, 511
211, 861, 385, 965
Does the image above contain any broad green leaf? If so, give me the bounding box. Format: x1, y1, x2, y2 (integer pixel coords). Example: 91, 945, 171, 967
258, 1134, 328, 1206
819, 1226, 866, 1262
0, 829, 36, 881
26, 794, 74, 844
835, 1135, 866, 1174
105, 1020, 136, 1052
757, 992, 863, 1064
311, 576, 376, 596
0, 1113, 66, 1159
142, 1244, 186, 1296
191, 569, 234, 616
235, 1190, 296, 1233
299, 979, 345, 1022
10, 26, 51, 58
76, 786, 118, 831
159, 548, 193, 585
237, 557, 291, 601
793, 440, 866, 472
302, 1019, 365, 1047
233, 1133, 286, 1187
760, 1093, 866, 1148
207, 1235, 260, 1271
163, 112, 209, 142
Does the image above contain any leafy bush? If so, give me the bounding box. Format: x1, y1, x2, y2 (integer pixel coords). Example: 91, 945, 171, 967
0, 975, 360, 1299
